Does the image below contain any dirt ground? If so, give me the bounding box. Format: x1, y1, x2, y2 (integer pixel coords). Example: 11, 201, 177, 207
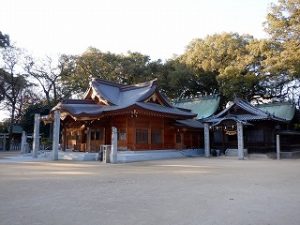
0, 153, 300, 225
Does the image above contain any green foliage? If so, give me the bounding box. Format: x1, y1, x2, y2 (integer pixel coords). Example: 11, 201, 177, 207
217, 66, 259, 100
264, 0, 300, 78
19, 101, 53, 135
180, 32, 262, 101
158, 59, 194, 99
60, 49, 114, 95
265, 0, 300, 42
182, 33, 252, 73
61, 48, 162, 95
0, 47, 30, 122
0, 31, 10, 48
0, 120, 9, 133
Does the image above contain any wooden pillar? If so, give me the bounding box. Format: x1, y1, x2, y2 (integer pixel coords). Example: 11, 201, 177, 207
3, 134, 7, 151
63, 128, 67, 151
237, 122, 244, 160
21, 131, 27, 154
32, 114, 40, 158
162, 118, 165, 149
148, 122, 151, 150
110, 127, 118, 163
52, 111, 60, 160
276, 134, 280, 160
86, 127, 91, 152
204, 123, 210, 157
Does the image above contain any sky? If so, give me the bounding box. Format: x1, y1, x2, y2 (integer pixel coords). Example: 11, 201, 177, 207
0, 0, 275, 121
0, 0, 275, 60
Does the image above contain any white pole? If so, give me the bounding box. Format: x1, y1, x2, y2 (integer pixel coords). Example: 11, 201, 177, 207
237, 122, 244, 160
32, 114, 40, 158
204, 123, 210, 157
21, 131, 27, 154
52, 111, 61, 160
276, 134, 280, 160
110, 127, 118, 163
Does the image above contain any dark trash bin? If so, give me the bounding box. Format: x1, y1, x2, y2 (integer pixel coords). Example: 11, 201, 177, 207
98, 149, 103, 161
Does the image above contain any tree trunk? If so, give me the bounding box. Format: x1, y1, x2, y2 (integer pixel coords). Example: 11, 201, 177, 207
8, 104, 15, 151
52, 82, 57, 103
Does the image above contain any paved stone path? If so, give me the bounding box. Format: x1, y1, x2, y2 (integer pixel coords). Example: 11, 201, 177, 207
0, 153, 300, 225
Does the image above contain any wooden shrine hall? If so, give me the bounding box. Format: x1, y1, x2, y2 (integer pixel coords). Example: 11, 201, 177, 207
48, 79, 204, 152
202, 99, 296, 158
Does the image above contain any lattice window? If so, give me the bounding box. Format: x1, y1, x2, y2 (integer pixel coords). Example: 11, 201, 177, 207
176, 133, 181, 144
151, 129, 162, 144
136, 128, 148, 144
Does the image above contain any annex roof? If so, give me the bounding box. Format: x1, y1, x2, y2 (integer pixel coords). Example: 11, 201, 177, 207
205, 98, 291, 125
174, 95, 220, 119
256, 102, 295, 121
175, 119, 204, 128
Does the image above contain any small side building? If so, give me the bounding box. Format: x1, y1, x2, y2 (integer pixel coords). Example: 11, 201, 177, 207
204, 99, 296, 154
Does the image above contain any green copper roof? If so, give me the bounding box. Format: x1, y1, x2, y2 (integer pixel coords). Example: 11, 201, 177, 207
174, 95, 220, 119
11, 125, 23, 134
256, 102, 295, 121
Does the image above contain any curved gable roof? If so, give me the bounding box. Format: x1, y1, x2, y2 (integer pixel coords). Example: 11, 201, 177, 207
84, 78, 170, 106
205, 98, 288, 123
213, 98, 267, 118
52, 79, 193, 120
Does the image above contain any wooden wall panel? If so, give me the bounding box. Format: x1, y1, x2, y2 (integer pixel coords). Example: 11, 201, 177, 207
183, 133, 191, 149
127, 117, 135, 150
163, 119, 176, 149
62, 114, 203, 151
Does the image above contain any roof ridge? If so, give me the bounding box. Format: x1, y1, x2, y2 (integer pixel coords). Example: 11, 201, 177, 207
120, 78, 157, 91
62, 99, 96, 104
235, 98, 268, 116
92, 78, 158, 91
92, 78, 125, 88
173, 94, 220, 104
256, 101, 295, 107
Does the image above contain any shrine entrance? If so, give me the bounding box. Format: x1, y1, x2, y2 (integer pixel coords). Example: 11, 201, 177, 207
223, 120, 238, 149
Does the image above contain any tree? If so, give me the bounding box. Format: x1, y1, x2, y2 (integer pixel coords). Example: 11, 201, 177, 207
264, 1, 300, 77
14, 86, 40, 122
25, 55, 68, 105
181, 33, 252, 73
60, 48, 121, 95
263, 0, 300, 103
180, 32, 261, 101
157, 59, 197, 99
19, 101, 52, 136
217, 65, 259, 100
0, 32, 10, 102
0, 31, 10, 48
61, 48, 164, 95
265, 0, 300, 43
117, 52, 160, 84
0, 47, 30, 149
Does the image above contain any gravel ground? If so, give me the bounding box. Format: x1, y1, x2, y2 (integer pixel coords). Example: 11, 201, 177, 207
0, 153, 300, 225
